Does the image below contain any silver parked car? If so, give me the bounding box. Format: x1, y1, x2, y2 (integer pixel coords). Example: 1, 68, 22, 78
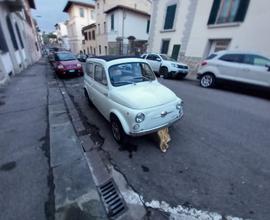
197, 50, 270, 88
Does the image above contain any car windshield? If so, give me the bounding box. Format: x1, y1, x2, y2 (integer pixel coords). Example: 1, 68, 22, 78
55, 53, 76, 61
160, 54, 175, 61
108, 62, 156, 87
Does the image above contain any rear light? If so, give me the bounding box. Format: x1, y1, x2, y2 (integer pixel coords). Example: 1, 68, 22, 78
57, 64, 64, 69
201, 61, 207, 66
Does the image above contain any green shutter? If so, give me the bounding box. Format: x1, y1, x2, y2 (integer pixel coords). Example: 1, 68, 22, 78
146, 20, 150, 33
171, 44, 181, 60
164, 4, 176, 30
207, 0, 221, 25
234, 0, 250, 22
161, 40, 170, 54
111, 14, 114, 30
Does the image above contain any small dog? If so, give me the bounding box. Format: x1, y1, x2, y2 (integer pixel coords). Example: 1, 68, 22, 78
157, 127, 171, 152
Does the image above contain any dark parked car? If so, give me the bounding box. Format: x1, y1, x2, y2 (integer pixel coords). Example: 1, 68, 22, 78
52, 52, 83, 77
77, 54, 88, 62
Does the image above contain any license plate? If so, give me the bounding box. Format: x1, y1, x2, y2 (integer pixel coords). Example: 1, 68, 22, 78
69, 70, 75, 73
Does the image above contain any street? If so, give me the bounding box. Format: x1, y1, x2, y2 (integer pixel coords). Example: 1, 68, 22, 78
62, 72, 270, 220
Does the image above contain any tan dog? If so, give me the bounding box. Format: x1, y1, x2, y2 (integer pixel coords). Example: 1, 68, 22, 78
157, 127, 171, 152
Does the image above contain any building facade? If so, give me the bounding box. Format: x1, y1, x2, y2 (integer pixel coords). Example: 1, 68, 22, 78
148, 0, 270, 72
93, 0, 152, 55
82, 23, 97, 55
63, 0, 96, 54
54, 22, 70, 50
0, 0, 41, 85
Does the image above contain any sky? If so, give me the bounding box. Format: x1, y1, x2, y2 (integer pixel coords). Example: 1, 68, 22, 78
32, 0, 69, 33
32, 0, 95, 33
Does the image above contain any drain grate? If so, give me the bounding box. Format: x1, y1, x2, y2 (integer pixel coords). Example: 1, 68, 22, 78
98, 179, 127, 218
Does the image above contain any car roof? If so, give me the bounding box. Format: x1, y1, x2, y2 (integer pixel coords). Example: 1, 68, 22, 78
213, 50, 269, 57
87, 56, 147, 66
90, 55, 141, 61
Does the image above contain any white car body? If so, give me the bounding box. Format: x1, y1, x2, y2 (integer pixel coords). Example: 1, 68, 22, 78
197, 50, 270, 88
84, 57, 183, 137
142, 53, 189, 78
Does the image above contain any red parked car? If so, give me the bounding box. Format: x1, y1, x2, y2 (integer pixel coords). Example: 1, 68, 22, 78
52, 52, 83, 77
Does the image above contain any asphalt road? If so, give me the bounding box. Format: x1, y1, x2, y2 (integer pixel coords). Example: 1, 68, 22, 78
62, 74, 270, 220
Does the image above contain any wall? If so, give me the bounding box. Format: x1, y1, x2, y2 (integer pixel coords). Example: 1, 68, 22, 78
66, 4, 95, 54
186, 0, 270, 58
148, 0, 190, 57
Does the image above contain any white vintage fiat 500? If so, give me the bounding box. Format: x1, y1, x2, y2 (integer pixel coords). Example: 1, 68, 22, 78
84, 56, 184, 143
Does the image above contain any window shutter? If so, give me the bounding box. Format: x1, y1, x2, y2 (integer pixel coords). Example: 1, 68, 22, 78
207, 0, 221, 25
234, 0, 250, 22
6, 16, 19, 50
164, 4, 176, 30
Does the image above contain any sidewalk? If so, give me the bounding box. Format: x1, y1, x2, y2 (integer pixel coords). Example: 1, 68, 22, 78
0, 58, 107, 220
0, 60, 49, 220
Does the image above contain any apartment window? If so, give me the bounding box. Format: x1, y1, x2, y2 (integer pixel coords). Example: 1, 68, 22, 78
91, 10, 94, 19
90, 46, 93, 54
15, 23, 24, 48
161, 39, 170, 54
105, 46, 107, 55
111, 14, 114, 30
79, 8, 84, 17
88, 31, 91, 40
6, 15, 18, 50
0, 23, 9, 53
98, 24, 100, 34
210, 39, 230, 54
164, 4, 176, 30
84, 32, 88, 41
146, 20, 150, 33
92, 30, 95, 40
104, 22, 106, 33
208, 0, 250, 25
99, 45, 101, 54
97, 3, 100, 9
87, 47, 89, 54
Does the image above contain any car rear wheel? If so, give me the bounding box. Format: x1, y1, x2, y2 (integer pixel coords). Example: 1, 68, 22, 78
110, 116, 127, 144
200, 73, 215, 88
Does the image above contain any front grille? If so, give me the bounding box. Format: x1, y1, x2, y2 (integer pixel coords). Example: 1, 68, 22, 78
177, 64, 188, 69
98, 179, 127, 218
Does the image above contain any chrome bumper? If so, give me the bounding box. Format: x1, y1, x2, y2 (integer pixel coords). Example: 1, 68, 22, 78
129, 113, 183, 137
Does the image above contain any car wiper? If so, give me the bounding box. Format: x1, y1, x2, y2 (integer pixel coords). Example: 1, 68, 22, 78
134, 76, 153, 81
113, 81, 135, 86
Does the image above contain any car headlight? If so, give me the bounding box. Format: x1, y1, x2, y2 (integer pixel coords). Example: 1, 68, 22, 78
176, 100, 183, 110
77, 63, 82, 67
135, 113, 145, 123
57, 64, 64, 69
171, 63, 177, 68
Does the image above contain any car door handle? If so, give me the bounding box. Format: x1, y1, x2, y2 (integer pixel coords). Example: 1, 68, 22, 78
243, 68, 250, 71
102, 92, 108, 97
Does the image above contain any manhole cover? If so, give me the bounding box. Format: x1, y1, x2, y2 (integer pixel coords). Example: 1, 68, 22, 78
98, 179, 127, 218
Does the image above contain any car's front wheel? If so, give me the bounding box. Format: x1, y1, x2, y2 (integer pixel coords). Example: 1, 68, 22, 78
200, 73, 215, 88
110, 116, 128, 144
160, 67, 169, 79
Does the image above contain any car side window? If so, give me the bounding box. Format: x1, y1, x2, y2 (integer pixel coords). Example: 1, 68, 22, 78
146, 54, 159, 61
94, 64, 107, 86
219, 54, 243, 63
244, 55, 270, 67
85, 62, 93, 78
